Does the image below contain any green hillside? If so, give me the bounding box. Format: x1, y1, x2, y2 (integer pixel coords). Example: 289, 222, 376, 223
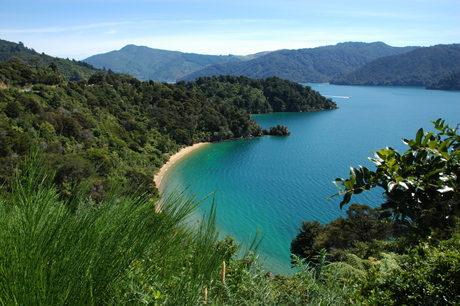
180, 42, 419, 83
185, 75, 337, 113
0, 60, 335, 201
331, 44, 460, 86
427, 70, 460, 90
0, 39, 99, 81
84, 44, 262, 82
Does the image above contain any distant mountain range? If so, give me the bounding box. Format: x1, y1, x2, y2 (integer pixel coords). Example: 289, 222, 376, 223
84, 45, 270, 83
180, 42, 420, 83
84, 42, 419, 83
2, 39, 459, 89
331, 44, 460, 86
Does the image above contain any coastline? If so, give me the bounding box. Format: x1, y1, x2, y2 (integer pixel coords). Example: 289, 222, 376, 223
154, 142, 210, 193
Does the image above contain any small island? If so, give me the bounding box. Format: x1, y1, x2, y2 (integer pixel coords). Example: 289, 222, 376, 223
264, 124, 291, 136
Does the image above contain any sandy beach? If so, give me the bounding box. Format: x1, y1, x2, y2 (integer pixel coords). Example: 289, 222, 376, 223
154, 142, 209, 193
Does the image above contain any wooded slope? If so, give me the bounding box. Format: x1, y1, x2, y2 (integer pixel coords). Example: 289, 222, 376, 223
331, 44, 460, 86
180, 42, 419, 83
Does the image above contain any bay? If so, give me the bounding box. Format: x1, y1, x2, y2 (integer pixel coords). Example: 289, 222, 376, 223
162, 84, 460, 275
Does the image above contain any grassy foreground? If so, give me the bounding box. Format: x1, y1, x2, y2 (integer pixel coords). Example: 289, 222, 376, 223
0, 153, 352, 305
0, 153, 223, 304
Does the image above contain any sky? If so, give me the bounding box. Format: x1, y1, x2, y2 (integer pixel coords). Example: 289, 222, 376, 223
1, 0, 459, 60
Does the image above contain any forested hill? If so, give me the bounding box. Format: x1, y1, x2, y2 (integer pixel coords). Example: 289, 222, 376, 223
0, 60, 335, 201
331, 44, 460, 87
0, 39, 99, 81
84, 45, 267, 83
183, 75, 337, 113
179, 42, 419, 83
426, 70, 460, 90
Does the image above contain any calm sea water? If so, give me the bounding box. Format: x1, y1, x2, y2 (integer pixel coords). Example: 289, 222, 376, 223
163, 84, 460, 275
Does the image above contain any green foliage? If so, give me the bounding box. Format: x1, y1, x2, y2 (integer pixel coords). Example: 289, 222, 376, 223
290, 220, 325, 260
283, 120, 460, 304
0, 39, 98, 82
0, 40, 97, 85
291, 204, 397, 262
331, 119, 460, 237
359, 243, 460, 305
267, 125, 291, 136
201, 249, 357, 305
427, 70, 460, 90
0, 61, 63, 86
267, 254, 357, 305
0, 155, 231, 304
332, 44, 460, 86
190, 75, 337, 113
292, 221, 460, 305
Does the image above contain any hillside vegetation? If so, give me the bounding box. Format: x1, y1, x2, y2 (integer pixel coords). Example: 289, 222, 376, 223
427, 70, 460, 90
0, 60, 335, 202
180, 42, 419, 83
0, 39, 99, 81
84, 44, 265, 83
185, 75, 337, 113
331, 44, 460, 86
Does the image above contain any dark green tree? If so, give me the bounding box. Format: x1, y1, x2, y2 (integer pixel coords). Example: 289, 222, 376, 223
290, 220, 324, 260
330, 119, 460, 238
49, 61, 59, 73
267, 125, 291, 136
291, 204, 395, 262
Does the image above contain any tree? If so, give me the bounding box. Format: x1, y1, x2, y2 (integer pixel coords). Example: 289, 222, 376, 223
330, 119, 460, 238
30, 55, 44, 69
267, 125, 291, 136
291, 220, 324, 260
291, 204, 395, 262
49, 61, 59, 73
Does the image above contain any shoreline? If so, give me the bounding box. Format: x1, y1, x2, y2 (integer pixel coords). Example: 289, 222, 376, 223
154, 142, 210, 193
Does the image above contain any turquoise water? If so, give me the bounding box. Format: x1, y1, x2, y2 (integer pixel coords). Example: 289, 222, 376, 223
163, 84, 460, 275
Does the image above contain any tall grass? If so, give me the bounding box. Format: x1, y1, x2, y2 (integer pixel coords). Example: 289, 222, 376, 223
0, 153, 226, 305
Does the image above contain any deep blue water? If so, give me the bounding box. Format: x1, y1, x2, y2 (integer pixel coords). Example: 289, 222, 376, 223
163, 84, 460, 275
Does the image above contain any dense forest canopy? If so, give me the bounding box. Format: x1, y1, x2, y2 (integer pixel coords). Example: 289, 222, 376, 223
184, 75, 337, 113
0, 39, 99, 81
427, 70, 460, 90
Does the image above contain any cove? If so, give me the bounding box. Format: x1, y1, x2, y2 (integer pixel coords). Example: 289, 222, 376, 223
162, 84, 460, 275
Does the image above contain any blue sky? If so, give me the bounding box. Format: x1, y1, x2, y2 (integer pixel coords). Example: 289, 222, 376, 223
1, 0, 459, 60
